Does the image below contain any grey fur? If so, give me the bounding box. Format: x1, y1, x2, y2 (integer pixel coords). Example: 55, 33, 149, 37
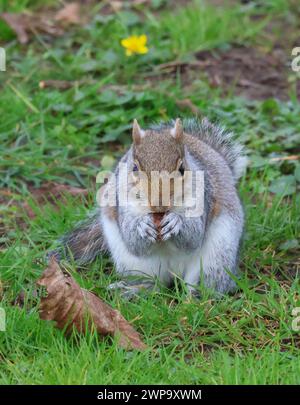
53, 117, 246, 297
118, 210, 157, 257
150, 118, 247, 182
51, 208, 107, 264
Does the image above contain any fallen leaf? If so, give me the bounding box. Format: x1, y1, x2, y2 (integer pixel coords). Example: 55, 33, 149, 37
0, 12, 63, 44
176, 99, 201, 116
37, 258, 147, 350
0, 13, 29, 44
54, 3, 81, 25
1, 4, 85, 45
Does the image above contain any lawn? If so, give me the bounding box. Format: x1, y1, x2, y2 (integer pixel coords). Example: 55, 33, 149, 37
0, 0, 299, 384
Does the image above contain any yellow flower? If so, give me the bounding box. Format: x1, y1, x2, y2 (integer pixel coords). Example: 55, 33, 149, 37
121, 34, 149, 56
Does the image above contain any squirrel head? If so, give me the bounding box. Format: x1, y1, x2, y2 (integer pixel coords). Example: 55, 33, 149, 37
132, 118, 184, 174
129, 119, 186, 213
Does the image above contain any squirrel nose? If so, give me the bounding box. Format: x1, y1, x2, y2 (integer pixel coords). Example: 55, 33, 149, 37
150, 205, 170, 213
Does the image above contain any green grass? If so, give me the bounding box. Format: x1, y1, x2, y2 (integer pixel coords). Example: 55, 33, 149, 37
0, 0, 299, 384
158, 0, 266, 55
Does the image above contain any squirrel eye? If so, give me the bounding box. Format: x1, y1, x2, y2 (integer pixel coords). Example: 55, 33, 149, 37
179, 163, 185, 175
133, 163, 138, 172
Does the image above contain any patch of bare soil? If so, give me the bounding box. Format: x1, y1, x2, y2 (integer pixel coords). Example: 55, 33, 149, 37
158, 45, 299, 101
194, 45, 295, 100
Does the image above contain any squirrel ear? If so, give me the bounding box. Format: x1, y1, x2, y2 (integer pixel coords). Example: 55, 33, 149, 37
171, 118, 183, 143
132, 119, 144, 145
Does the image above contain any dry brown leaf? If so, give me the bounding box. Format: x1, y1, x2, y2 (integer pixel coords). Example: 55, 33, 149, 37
0, 13, 29, 44
0, 12, 63, 44
0, 3, 84, 45
37, 258, 147, 350
176, 99, 201, 116
54, 3, 81, 25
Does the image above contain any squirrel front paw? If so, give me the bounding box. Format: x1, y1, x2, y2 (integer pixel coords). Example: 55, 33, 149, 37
136, 214, 157, 242
160, 212, 183, 241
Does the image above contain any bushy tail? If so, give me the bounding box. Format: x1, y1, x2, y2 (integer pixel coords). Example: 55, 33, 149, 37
49, 209, 107, 265
184, 117, 248, 182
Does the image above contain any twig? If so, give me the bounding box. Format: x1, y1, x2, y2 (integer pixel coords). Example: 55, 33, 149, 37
39, 80, 74, 90
157, 60, 210, 71
269, 155, 299, 162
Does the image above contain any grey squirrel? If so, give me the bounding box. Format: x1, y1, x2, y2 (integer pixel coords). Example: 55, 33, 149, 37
54, 118, 247, 297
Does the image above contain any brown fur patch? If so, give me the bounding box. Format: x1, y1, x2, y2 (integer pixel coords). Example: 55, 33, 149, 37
211, 198, 221, 219
103, 205, 118, 221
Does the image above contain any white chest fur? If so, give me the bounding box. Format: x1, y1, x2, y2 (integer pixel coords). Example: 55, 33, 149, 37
101, 215, 201, 286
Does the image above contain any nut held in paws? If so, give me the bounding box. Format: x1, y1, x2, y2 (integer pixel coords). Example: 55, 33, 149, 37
152, 213, 165, 240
